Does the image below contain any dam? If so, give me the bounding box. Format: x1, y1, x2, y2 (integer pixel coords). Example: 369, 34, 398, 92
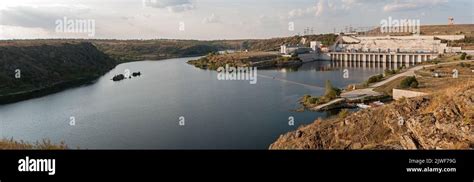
329, 52, 435, 68
328, 34, 464, 68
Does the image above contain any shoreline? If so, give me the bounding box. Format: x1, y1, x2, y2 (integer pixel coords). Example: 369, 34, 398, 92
271, 59, 474, 149
0, 76, 102, 105
0, 55, 208, 106
298, 59, 474, 112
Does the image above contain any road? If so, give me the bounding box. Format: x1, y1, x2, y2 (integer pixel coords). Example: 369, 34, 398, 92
343, 60, 474, 98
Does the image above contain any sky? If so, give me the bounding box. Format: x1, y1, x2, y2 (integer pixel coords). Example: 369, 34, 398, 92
0, 0, 473, 40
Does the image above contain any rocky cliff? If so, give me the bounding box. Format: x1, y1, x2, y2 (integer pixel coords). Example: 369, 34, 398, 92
270, 81, 474, 150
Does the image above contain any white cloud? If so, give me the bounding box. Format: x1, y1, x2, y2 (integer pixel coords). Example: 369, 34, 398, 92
143, 0, 195, 12
287, 0, 364, 19
0, 25, 52, 39
0, 4, 90, 29
288, 0, 324, 19
383, 3, 418, 12
383, 0, 448, 12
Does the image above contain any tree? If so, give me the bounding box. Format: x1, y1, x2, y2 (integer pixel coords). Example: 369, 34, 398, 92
324, 80, 341, 99
461, 53, 467, 60
325, 80, 334, 96
399, 76, 418, 89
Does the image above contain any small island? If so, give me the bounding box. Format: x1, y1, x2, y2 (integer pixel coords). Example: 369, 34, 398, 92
112, 71, 142, 82
187, 51, 302, 70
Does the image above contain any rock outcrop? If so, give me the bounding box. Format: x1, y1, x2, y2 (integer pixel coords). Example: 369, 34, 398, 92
270, 81, 474, 150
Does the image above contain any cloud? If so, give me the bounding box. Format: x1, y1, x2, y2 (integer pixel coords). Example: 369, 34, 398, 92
287, 0, 364, 19
383, 0, 448, 12
383, 3, 419, 12
288, 0, 324, 19
0, 5, 90, 29
287, 0, 448, 19
202, 13, 221, 24
143, 0, 195, 12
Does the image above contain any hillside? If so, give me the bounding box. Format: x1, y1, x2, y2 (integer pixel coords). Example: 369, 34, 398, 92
270, 80, 474, 150
366, 24, 474, 36
243, 34, 338, 51
92, 39, 241, 63
93, 34, 338, 61
0, 42, 116, 104
0, 34, 337, 63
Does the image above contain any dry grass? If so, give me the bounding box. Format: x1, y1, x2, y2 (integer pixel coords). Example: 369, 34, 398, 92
373, 76, 408, 95
0, 138, 67, 150
422, 79, 474, 114
367, 24, 474, 37
413, 62, 474, 93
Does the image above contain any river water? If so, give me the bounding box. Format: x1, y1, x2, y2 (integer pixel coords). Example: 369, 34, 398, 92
0, 57, 385, 149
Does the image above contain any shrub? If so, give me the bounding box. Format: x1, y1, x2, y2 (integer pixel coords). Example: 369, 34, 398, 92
319, 96, 332, 104
367, 74, 384, 84
460, 52, 467, 60
325, 89, 338, 100
409, 81, 419, 88
309, 97, 319, 104
384, 69, 397, 76
324, 80, 334, 96
324, 80, 341, 99
399, 76, 418, 89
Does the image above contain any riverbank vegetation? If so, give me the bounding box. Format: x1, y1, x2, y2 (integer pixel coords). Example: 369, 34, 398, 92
0, 138, 67, 150
300, 80, 342, 108
366, 74, 384, 85
187, 51, 302, 70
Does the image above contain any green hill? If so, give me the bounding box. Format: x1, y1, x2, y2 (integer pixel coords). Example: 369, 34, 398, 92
0, 42, 116, 104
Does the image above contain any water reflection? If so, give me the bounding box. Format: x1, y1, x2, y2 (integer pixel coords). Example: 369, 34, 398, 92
329, 59, 417, 70
272, 58, 417, 74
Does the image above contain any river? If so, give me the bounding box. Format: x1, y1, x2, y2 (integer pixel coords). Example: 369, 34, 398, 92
0, 57, 385, 149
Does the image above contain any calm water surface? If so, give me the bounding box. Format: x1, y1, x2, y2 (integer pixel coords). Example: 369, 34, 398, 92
0, 57, 385, 149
